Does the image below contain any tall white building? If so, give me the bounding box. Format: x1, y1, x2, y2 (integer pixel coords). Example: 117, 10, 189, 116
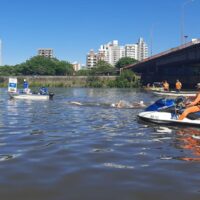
137, 37, 148, 61
98, 40, 124, 66
125, 44, 138, 60
109, 40, 122, 66
125, 38, 148, 61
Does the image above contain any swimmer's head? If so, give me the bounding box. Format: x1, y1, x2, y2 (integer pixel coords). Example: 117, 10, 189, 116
140, 101, 144, 105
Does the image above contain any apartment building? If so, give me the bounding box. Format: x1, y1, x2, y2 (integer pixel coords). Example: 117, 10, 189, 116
72, 62, 81, 71
125, 44, 138, 60
86, 38, 148, 67
86, 49, 98, 68
98, 40, 124, 66
137, 38, 148, 61
38, 48, 53, 58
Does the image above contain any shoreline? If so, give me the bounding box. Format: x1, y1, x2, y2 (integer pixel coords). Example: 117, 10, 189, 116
0, 76, 118, 88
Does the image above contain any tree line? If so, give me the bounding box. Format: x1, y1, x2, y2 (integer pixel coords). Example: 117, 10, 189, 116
0, 56, 139, 87
0, 56, 74, 76
0, 56, 137, 76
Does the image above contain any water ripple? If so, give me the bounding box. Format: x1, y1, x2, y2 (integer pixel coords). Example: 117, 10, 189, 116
0, 88, 199, 199
104, 163, 134, 169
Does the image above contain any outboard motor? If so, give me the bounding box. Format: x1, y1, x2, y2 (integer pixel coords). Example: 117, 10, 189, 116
49, 92, 54, 100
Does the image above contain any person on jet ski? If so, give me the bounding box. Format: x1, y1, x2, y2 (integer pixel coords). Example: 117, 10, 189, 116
178, 83, 200, 120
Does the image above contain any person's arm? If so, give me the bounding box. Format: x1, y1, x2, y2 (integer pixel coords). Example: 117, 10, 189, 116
188, 94, 200, 106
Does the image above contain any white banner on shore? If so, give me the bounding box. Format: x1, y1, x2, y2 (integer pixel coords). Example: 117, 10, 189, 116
8, 78, 17, 93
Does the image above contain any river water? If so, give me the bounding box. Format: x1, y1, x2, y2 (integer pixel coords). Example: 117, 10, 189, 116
0, 88, 200, 200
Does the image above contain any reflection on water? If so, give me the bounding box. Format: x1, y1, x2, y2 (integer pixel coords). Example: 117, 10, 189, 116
148, 124, 200, 162
176, 128, 200, 161
0, 88, 200, 200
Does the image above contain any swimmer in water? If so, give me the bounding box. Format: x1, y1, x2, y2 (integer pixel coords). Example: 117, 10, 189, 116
70, 101, 83, 106
69, 100, 146, 109
131, 100, 146, 108
111, 100, 146, 108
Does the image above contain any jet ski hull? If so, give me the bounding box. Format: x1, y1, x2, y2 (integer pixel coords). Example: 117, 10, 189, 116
138, 111, 200, 127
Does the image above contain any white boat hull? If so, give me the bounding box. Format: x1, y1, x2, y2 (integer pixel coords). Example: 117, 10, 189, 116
153, 91, 196, 97
9, 93, 50, 100
144, 87, 164, 92
138, 111, 200, 126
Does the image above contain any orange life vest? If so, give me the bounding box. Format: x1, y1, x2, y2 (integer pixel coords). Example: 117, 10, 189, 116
163, 82, 169, 90
176, 81, 182, 90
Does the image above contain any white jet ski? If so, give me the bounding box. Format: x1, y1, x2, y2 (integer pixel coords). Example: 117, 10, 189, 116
138, 97, 200, 127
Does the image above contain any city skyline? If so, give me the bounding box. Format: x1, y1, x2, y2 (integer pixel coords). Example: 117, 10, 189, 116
86, 38, 148, 68
0, 0, 199, 66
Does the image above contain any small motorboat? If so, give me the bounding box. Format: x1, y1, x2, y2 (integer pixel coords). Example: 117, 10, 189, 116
9, 92, 54, 100
144, 82, 164, 92
8, 78, 54, 100
138, 97, 200, 127
153, 90, 196, 97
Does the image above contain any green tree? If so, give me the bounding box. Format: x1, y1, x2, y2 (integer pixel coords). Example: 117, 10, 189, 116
0, 56, 74, 76
115, 57, 138, 69
85, 76, 103, 88
91, 61, 115, 75
76, 69, 92, 76
0, 65, 17, 76
55, 61, 74, 75
108, 70, 140, 88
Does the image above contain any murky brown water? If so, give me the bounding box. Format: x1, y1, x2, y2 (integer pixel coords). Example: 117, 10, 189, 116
0, 88, 200, 200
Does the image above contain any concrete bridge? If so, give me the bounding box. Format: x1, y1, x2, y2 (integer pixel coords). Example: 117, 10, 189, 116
123, 39, 200, 89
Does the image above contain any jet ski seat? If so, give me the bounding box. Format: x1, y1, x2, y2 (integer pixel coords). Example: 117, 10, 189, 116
187, 112, 200, 120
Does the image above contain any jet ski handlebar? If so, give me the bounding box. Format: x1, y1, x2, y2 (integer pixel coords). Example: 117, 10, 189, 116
174, 96, 187, 114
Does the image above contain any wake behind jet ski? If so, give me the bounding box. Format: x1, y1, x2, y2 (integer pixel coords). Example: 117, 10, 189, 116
138, 96, 200, 127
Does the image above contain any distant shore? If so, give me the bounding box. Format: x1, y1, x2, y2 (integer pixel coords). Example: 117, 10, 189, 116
0, 76, 118, 88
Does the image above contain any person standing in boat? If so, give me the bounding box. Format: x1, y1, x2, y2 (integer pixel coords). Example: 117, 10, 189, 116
23, 79, 31, 94
163, 80, 169, 91
175, 79, 182, 92
178, 83, 200, 120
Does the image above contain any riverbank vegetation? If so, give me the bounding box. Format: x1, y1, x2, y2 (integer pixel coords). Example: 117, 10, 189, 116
0, 56, 140, 88
0, 56, 74, 76
85, 70, 140, 88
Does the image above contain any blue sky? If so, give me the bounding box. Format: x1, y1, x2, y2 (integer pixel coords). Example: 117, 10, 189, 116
0, 0, 199, 65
